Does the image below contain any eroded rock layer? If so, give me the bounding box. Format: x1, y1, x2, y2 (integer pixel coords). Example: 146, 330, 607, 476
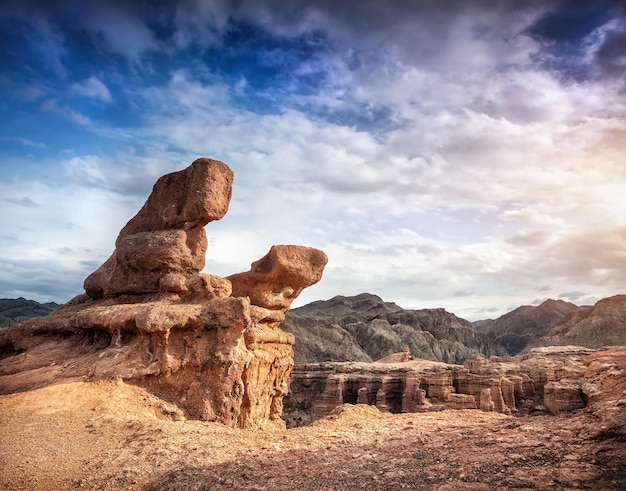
0, 158, 327, 429
284, 346, 612, 427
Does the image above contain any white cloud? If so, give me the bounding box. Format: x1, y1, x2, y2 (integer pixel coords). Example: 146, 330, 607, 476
74, 62, 623, 320
581, 18, 626, 66
2, 0, 625, 321
66, 108, 92, 127
39, 98, 93, 127
72, 76, 112, 102
1, 136, 46, 148
80, 1, 158, 61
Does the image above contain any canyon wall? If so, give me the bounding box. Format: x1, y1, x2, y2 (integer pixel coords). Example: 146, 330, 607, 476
284, 346, 600, 427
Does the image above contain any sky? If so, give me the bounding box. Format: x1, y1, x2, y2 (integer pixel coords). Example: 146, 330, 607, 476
1, 0, 625, 320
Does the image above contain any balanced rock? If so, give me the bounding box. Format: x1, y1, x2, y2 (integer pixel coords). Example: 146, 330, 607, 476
84, 158, 233, 298
229, 245, 328, 327
0, 158, 327, 429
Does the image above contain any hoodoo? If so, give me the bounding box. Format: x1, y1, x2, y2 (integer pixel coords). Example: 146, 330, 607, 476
0, 158, 327, 429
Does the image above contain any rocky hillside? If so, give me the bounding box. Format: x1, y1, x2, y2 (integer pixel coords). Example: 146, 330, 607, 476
473, 299, 581, 355
530, 294, 626, 349
0, 298, 61, 327
280, 293, 508, 364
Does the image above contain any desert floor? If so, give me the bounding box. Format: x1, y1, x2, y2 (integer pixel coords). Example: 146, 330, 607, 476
1, 380, 624, 490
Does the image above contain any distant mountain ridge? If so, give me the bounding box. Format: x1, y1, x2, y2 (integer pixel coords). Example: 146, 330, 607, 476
530, 294, 626, 349
280, 293, 508, 364
0, 297, 61, 327
472, 299, 581, 354
5, 293, 623, 360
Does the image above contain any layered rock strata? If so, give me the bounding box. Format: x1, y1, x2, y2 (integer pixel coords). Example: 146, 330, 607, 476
283, 346, 601, 427
0, 158, 327, 429
582, 346, 626, 438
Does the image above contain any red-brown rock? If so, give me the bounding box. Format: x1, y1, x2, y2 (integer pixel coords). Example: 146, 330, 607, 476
84, 158, 233, 299
0, 158, 327, 430
582, 346, 626, 437
283, 346, 605, 426
228, 245, 328, 327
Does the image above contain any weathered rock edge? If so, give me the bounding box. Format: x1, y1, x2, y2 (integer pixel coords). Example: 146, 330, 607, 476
0, 158, 328, 429
284, 345, 626, 431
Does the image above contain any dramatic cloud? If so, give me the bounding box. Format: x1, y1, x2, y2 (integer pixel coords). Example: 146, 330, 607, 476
1, 0, 624, 320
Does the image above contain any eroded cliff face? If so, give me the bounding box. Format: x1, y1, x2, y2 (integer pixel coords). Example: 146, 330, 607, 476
583, 346, 626, 438
283, 346, 610, 427
0, 158, 327, 429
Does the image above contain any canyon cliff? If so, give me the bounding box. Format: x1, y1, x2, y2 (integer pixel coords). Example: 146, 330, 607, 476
0, 158, 327, 429
284, 345, 626, 430
280, 293, 508, 364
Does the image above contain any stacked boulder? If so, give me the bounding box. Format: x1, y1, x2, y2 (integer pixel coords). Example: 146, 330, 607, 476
0, 158, 327, 429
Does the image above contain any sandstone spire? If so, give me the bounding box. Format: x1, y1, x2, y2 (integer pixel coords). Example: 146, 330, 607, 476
0, 158, 328, 429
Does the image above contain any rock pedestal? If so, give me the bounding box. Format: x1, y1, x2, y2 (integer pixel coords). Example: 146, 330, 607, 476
0, 158, 327, 429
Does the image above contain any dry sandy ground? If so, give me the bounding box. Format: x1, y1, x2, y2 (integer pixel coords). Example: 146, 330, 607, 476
1, 380, 624, 490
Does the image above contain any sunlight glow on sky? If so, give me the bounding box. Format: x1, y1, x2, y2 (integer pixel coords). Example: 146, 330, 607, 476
1, 0, 625, 320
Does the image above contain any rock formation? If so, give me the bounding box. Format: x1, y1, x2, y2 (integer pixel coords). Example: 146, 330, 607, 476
283, 346, 603, 427
582, 346, 626, 438
473, 299, 581, 355
84, 158, 234, 299
529, 294, 626, 350
280, 293, 508, 364
0, 158, 327, 429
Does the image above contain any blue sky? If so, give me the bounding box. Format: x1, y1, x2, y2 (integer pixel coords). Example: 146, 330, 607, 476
1, 0, 625, 320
